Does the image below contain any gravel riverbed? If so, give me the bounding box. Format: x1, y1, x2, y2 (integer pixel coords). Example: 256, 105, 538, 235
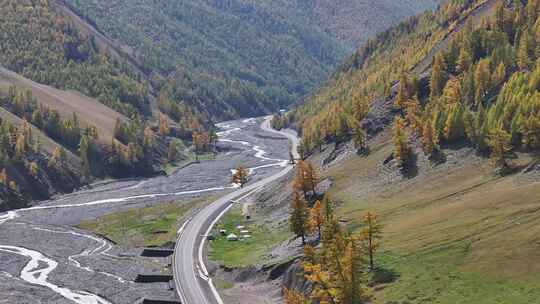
0, 117, 291, 304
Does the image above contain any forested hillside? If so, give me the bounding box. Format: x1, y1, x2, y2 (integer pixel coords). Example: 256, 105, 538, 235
0, 0, 203, 208
276, 1, 540, 303
0, 0, 150, 117
295, 0, 442, 49
288, 0, 496, 125
62, 0, 442, 120
0, 0, 442, 209
0, 87, 83, 211
287, 0, 540, 170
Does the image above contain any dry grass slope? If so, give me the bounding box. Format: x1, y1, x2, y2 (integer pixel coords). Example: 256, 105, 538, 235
0, 108, 80, 166
0, 67, 127, 145
322, 133, 540, 303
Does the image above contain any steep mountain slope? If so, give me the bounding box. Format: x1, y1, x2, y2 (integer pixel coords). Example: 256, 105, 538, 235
0, 0, 442, 209
0, 67, 125, 145
290, 0, 502, 141
0, 106, 82, 210
62, 0, 442, 120
0, 0, 149, 117
295, 0, 442, 49
0, 0, 184, 208
269, 0, 540, 302
308, 132, 540, 303
290, 0, 540, 179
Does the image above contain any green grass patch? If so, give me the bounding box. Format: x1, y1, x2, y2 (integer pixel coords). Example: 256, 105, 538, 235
208, 207, 290, 267
322, 143, 540, 303
161, 139, 217, 175
78, 198, 208, 247
213, 278, 234, 290
372, 250, 540, 304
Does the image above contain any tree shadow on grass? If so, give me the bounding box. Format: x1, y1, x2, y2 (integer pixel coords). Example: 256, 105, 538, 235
369, 266, 400, 287
401, 152, 418, 179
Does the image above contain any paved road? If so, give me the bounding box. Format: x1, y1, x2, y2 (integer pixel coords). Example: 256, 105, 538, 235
0, 116, 292, 304
173, 117, 299, 304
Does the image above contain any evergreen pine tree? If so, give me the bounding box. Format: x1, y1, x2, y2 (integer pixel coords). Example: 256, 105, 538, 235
474, 59, 491, 105
78, 134, 90, 179
309, 200, 325, 240
360, 211, 382, 271
168, 140, 179, 161
395, 71, 410, 109
457, 47, 472, 73
430, 53, 447, 100
487, 124, 512, 168
290, 192, 309, 245
517, 31, 533, 70
392, 117, 410, 168
422, 117, 438, 157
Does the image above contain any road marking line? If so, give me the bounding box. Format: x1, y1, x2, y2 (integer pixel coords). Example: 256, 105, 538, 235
177, 217, 192, 234
198, 186, 261, 277
174, 217, 192, 304
173, 116, 299, 304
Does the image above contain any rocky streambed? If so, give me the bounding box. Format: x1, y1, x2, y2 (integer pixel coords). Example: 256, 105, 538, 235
0, 117, 291, 304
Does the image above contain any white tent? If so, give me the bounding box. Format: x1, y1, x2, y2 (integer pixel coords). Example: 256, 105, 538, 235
226, 233, 238, 241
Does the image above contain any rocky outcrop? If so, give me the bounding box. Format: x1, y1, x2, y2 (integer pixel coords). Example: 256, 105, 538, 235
281, 260, 311, 295
361, 73, 430, 138
0, 185, 26, 211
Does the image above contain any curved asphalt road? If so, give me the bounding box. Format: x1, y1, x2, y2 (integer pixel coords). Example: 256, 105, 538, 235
174, 117, 299, 304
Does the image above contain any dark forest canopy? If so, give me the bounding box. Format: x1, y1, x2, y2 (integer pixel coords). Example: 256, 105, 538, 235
62, 0, 441, 120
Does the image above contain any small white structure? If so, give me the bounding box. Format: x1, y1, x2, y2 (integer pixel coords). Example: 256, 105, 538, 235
219, 229, 227, 235
240, 230, 250, 234
242, 235, 252, 239
242, 203, 253, 219
236, 225, 245, 230
226, 233, 239, 241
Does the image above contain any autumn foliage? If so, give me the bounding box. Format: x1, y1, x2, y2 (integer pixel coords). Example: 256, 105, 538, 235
293, 160, 320, 197
232, 166, 249, 188
290, 0, 540, 173
290, 192, 310, 245
286, 198, 383, 304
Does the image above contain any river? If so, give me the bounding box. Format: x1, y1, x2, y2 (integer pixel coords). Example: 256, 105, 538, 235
0, 117, 291, 304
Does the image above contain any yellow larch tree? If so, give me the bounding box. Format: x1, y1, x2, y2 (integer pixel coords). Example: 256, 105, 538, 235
290, 191, 310, 245
309, 200, 325, 240
392, 116, 410, 168
232, 166, 249, 187
360, 211, 382, 271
